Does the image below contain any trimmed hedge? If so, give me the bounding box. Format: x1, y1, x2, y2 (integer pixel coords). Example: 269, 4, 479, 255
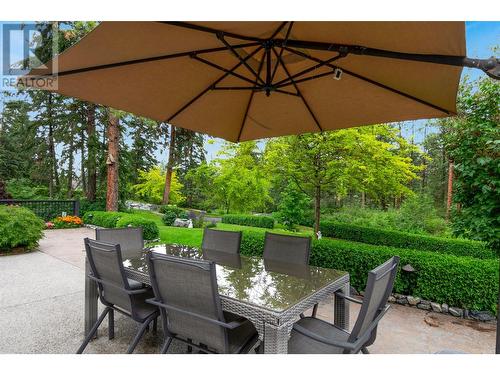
83, 211, 159, 241
319, 221, 494, 259
232, 230, 498, 313
116, 216, 159, 240
222, 214, 274, 229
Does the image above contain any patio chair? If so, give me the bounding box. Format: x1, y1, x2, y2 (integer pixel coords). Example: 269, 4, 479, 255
263, 232, 311, 265
77, 238, 159, 354
146, 252, 259, 354
201, 228, 242, 254
288, 256, 400, 354
95, 227, 143, 258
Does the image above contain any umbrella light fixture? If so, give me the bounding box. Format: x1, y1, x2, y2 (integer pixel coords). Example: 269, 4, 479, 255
21, 21, 498, 142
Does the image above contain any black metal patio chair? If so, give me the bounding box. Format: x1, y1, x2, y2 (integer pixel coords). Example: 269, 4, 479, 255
146, 252, 258, 354
201, 228, 242, 254
263, 232, 311, 265
288, 256, 400, 354
95, 227, 143, 258
77, 238, 159, 354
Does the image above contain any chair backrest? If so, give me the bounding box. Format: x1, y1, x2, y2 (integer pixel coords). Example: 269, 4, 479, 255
201, 228, 242, 254
95, 227, 143, 258
348, 256, 400, 346
147, 252, 229, 353
84, 238, 133, 313
263, 232, 311, 265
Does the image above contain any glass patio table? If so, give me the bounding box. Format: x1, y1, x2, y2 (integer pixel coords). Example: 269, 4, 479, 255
84, 244, 350, 354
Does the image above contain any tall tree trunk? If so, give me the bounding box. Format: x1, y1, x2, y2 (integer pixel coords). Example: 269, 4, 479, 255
446, 160, 454, 222
106, 111, 119, 211
47, 93, 59, 197
80, 129, 86, 194
162, 124, 176, 205
314, 184, 321, 239
361, 191, 366, 209
86, 103, 97, 201
66, 129, 74, 198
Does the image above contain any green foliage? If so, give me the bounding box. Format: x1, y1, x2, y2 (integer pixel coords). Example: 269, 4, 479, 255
160, 205, 186, 226
222, 214, 274, 229
0, 205, 45, 251
6, 178, 49, 199
443, 77, 500, 250
82, 211, 124, 228
79, 199, 106, 217
132, 167, 185, 205
319, 221, 494, 259
115, 216, 159, 240
275, 183, 311, 230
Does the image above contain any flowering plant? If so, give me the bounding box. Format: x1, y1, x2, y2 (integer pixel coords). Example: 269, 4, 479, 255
45, 222, 55, 229
52, 215, 83, 229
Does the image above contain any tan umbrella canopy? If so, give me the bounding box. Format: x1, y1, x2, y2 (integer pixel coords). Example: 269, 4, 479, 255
22, 21, 498, 142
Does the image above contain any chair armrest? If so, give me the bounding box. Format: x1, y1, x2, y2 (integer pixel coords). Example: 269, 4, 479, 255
145, 298, 246, 329
87, 274, 150, 295
335, 291, 363, 304
292, 323, 356, 351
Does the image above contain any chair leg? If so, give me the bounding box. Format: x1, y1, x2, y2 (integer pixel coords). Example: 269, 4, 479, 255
187, 338, 193, 353
77, 307, 111, 354
127, 314, 157, 354
312, 303, 319, 317
160, 337, 173, 354
108, 309, 115, 340
361, 347, 370, 354
152, 316, 158, 333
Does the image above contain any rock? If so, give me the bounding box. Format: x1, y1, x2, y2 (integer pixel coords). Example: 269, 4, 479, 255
430, 302, 442, 313
469, 311, 496, 322
173, 218, 193, 228
417, 301, 431, 310
424, 314, 440, 327
393, 293, 405, 300
396, 297, 408, 305
449, 307, 463, 317
441, 303, 449, 314
407, 296, 421, 306
388, 296, 396, 303
463, 310, 469, 318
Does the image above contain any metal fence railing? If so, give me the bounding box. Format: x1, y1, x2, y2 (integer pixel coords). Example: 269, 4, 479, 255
0, 199, 80, 221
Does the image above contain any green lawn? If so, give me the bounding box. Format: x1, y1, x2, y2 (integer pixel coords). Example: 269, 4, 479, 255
130, 209, 313, 247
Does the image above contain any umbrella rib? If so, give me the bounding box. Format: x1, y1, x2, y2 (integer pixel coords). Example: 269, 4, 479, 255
218, 35, 266, 85
237, 48, 267, 142
24, 42, 260, 79
191, 54, 262, 87
272, 47, 323, 132
274, 52, 345, 87
284, 46, 453, 115
270, 22, 294, 83
165, 45, 264, 123
158, 21, 263, 42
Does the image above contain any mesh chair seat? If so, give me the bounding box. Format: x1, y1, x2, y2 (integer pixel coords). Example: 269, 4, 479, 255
288, 317, 349, 354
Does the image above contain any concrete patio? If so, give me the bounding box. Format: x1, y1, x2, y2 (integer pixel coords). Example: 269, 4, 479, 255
0, 228, 496, 354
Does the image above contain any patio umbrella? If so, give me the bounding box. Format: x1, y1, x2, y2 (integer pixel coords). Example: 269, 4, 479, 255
21, 21, 500, 353
22, 21, 498, 142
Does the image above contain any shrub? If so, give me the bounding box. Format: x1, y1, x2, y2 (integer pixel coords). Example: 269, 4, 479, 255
115, 217, 159, 240
319, 221, 494, 259
82, 211, 125, 228
234, 230, 498, 313
160, 205, 187, 226
0, 205, 45, 251
51, 215, 83, 229
275, 184, 311, 230
79, 199, 106, 217
221, 214, 274, 229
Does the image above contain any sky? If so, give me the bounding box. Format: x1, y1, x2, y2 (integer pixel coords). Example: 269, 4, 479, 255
0, 21, 498, 162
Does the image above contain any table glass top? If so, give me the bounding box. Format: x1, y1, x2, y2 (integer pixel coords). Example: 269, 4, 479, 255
122, 244, 347, 312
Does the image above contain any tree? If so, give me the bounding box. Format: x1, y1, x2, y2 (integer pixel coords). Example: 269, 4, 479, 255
133, 166, 185, 205
443, 76, 500, 249
265, 127, 421, 236
105, 110, 120, 211
183, 162, 218, 210
275, 183, 311, 230
212, 141, 271, 213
